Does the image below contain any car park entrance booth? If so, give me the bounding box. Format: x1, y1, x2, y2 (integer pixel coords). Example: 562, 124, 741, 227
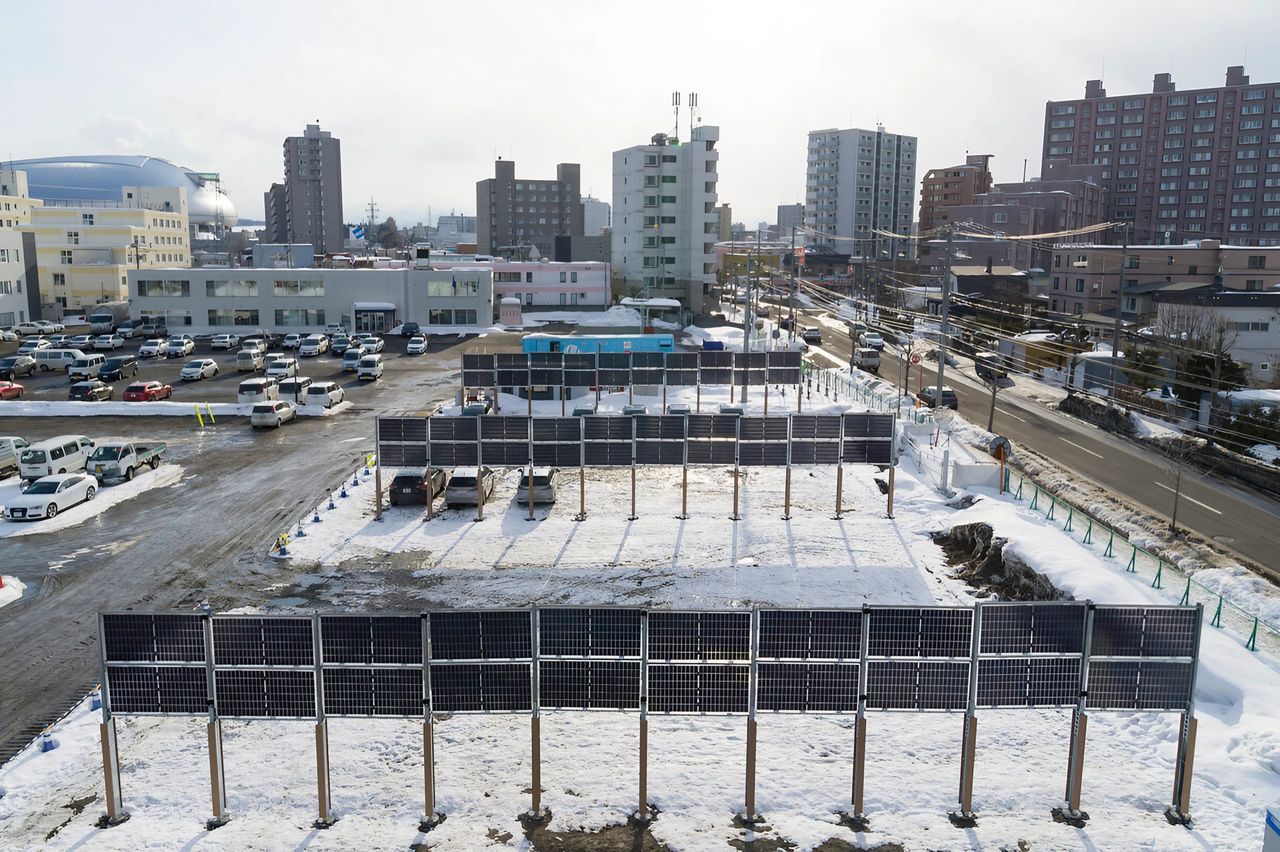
353, 302, 397, 334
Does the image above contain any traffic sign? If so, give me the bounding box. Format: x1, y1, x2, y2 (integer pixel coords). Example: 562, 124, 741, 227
910, 353, 922, 365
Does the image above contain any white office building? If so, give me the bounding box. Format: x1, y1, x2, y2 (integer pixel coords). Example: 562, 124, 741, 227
612, 126, 720, 314
804, 126, 916, 260
126, 267, 493, 335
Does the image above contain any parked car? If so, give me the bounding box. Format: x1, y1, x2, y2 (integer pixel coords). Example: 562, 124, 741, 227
210, 333, 241, 351
357, 354, 384, 381
166, 336, 195, 357
444, 467, 497, 508
236, 349, 266, 372
622, 404, 647, 416
330, 335, 352, 355
341, 349, 363, 372
0, 436, 30, 477
324, 323, 348, 337
69, 380, 113, 401
854, 347, 880, 373
406, 335, 428, 355
461, 400, 491, 416
250, 400, 296, 428
138, 338, 167, 358
17, 338, 50, 356
87, 442, 166, 484
237, 377, 279, 404
801, 328, 822, 345
277, 376, 314, 401
265, 357, 298, 379
399, 322, 421, 338
0, 326, 19, 341
666, 403, 692, 415
180, 358, 219, 381
34, 320, 65, 333
44, 334, 71, 348
514, 467, 559, 505
974, 351, 1009, 384
916, 385, 960, 410
0, 355, 37, 380
861, 332, 885, 351
136, 322, 169, 339
388, 468, 446, 506
304, 381, 345, 408
778, 316, 794, 331
94, 334, 126, 351
98, 355, 139, 382
359, 335, 385, 353
116, 320, 140, 339
281, 333, 304, 350
67, 334, 96, 349
18, 435, 94, 479
242, 332, 276, 351
299, 334, 329, 356
0, 380, 24, 400
240, 338, 267, 355
15, 322, 46, 336
3, 473, 96, 521
123, 380, 173, 401
67, 354, 107, 381
34, 349, 86, 372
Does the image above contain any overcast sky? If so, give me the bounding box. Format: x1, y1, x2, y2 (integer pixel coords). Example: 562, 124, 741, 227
4, 0, 1276, 229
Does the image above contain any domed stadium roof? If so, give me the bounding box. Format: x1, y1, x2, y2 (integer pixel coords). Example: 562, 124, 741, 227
9, 155, 237, 228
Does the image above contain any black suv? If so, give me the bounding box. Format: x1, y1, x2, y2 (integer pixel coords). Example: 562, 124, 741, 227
69, 380, 114, 401
388, 468, 446, 506
99, 355, 139, 382
400, 322, 421, 338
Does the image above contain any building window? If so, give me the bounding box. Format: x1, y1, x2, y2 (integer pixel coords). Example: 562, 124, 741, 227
207, 309, 259, 326
660, 195, 676, 204
570, 271, 578, 283
272, 279, 325, 296
559, 271, 567, 283
274, 308, 326, 326
205, 279, 258, 297
136, 279, 191, 297
1247, 255, 1266, 268
81, 213, 94, 226
1075, 279, 1084, 292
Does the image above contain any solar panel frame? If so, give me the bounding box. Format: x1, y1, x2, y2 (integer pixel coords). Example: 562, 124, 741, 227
319, 614, 422, 665
428, 609, 533, 661
214, 669, 317, 719
211, 615, 315, 667
647, 611, 752, 662
648, 663, 750, 714
105, 664, 208, 715
539, 660, 641, 711
756, 662, 859, 713
102, 612, 206, 663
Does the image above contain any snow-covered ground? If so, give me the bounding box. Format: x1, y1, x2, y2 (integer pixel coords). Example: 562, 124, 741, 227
0, 400, 352, 418
1249, 444, 1279, 464
0, 464, 184, 538
1, 453, 1276, 850
1131, 410, 1185, 440
0, 575, 23, 607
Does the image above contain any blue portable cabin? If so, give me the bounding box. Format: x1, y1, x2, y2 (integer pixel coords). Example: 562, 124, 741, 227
521, 333, 675, 354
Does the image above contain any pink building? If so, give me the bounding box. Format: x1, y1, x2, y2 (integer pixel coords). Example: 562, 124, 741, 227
428, 259, 610, 308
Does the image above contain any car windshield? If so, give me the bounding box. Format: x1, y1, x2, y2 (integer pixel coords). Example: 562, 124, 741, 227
184, 361, 204, 369
90, 446, 123, 461
23, 480, 61, 494
104, 358, 126, 367
19, 449, 46, 463
450, 477, 476, 487
306, 386, 328, 394
0, 358, 17, 367
359, 358, 376, 366
72, 359, 92, 367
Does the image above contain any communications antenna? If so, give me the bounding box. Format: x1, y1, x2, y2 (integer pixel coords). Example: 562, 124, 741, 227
672, 92, 681, 140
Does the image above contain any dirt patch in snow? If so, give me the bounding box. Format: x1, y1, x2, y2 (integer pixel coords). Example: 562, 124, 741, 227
934, 522, 1069, 601
518, 817, 671, 851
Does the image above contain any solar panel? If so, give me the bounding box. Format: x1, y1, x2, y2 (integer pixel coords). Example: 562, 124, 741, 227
975, 657, 1081, 708
767, 368, 801, 384
758, 610, 861, 661
212, 617, 313, 666
429, 610, 532, 661
665, 353, 698, 370
102, 613, 205, 663
539, 661, 641, 710
538, 608, 642, 658
632, 368, 664, 385
867, 607, 973, 658
429, 417, 478, 442
599, 353, 631, 370
564, 353, 597, 370
1140, 609, 1200, 658
531, 418, 581, 442
323, 668, 422, 716
106, 665, 207, 715
738, 417, 789, 442
528, 368, 562, 386
665, 369, 699, 387
699, 367, 733, 385
429, 663, 531, 713
480, 417, 530, 440
564, 369, 597, 387
463, 370, 497, 387
757, 663, 858, 713
584, 441, 631, 466
496, 368, 530, 386
482, 441, 531, 466
700, 350, 732, 368
734, 352, 767, 369
1091, 606, 1198, 658
320, 615, 421, 665
496, 353, 526, 368
462, 353, 496, 371
634, 416, 685, 439
379, 443, 428, 467
648, 664, 749, 714
648, 612, 751, 661
790, 442, 841, 465
978, 603, 1087, 655
866, 661, 970, 711
632, 352, 664, 368
215, 670, 316, 719
377, 416, 428, 443
766, 351, 802, 368
583, 417, 633, 441
529, 352, 563, 368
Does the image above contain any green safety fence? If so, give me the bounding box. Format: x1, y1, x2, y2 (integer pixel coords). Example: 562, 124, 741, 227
1002, 467, 1276, 656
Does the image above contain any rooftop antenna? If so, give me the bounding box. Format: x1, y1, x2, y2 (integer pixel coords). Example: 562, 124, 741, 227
672, 91, 681, 139
689, 92, 699, 130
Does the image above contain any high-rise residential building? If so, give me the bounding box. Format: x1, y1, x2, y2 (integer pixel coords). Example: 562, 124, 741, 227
612, 127, 720, 313
0, 169, 36, 325
581, 196, 611, 236
476, 160, 583, 258
268, 123, 344, 254
776, 203, 805, 240
715, 203, 732, 241
918, 154, 993, 233
1041, 66, 1280, 246
805, 126, 917, 262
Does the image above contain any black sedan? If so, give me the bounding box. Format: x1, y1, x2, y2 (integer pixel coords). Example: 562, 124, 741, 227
0, 355, 37, 380
388, 468, 447, 506
69, 380, 114, 401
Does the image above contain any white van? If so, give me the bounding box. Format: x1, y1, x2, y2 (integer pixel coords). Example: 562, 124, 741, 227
357, 353, 384, 381
277, 376, 314, 401
18, 434, 95, 480
1, 436, 30, 477
237, 377, 279, 404
35, 348, 88, 372
67, 354, 107, 381
236, 349, 265, 372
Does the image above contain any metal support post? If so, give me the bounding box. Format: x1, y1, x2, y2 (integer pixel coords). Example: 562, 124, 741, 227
834, 465, 844, 520
527, 386, 532, 416
575, 418, 586, 522
494, 385, 500, 414
526, 609, 549, 823
763, 384, 769, 415
783, 466, 792, 520
950, 602, 981, 827
842, 605, 871, 831
526, 466, 535, 521
374, 464, 383, 522
1166, 603, 1204, 827
96, 612, 129, 827
203, 614, 228, 829
887, 416, 898, 519
741, 610, 761, 825
576, 467, 586, 521
313, 615, 336, 828
731, 417, 741, 521
1056, 604, 1094, 826
796, 380, 802, 412
636, 611, 652, 823
420, 612, 444, 831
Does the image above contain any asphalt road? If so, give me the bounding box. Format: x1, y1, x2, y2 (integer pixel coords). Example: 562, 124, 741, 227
800, 308, 1280, 578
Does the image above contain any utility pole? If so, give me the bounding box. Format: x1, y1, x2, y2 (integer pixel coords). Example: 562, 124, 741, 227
986, 377, 999, 432
788, 227, 796, 343
1108, 222, 1131, 398
933, 226, 954, 409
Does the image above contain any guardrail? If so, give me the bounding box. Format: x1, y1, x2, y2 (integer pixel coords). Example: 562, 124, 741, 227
1001, 466, 1278, 657
271, 456, 375, 557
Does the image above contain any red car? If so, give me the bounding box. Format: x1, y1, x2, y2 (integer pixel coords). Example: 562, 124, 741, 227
122, 380, 173, 402
0, 380, 23, 400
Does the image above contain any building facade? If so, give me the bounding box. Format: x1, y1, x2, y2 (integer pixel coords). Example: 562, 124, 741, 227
272, 123, 345, 254
0, 171, 33, 325
918, 154, 993, 233
612, 126, 720, 314
476, 160, 583, 258
432, 214, 478, 250
1154, 290, 1280, 386
776, 203, 805, 241
1047, 239, 1280, 317
1042, 66, 1280, 246
582, 196, 610, 236
715, 203, 732, 241
430, 259, 609, 307
127, 266, 493, 335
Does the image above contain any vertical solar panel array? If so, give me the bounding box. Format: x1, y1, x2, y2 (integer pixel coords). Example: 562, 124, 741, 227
698, 350, 733, 386
766, 350, 803, 386
429, 610, 533, 713
428, 415, 479, 467
495, 352, 529, 389
647, 612, 752, 714
865, 608, 973, 711
975, 603, 1086, 708
473, 351, 806, 391
480, 416, 532, 468
664, 352, 699, 387
531, 417, 582, 467
539, 608, 643, 710
631, 352, 665, 386
738, 416, 790, 467
633, 415, 686, 465
685, 414, 738, 465
582, 415, 633, 466
598, 353, 632, 387
756, 610, 861, 713
842, 414, 895, 466
101, 613, 208, 715
376, 416, 429, 467
461, 353, 497, 389
790, 415, 843, 466
528, 352, 564, 388
319, 615, 423, 717
212, 616, 316, 719
563, 353, 597, 388
733, 352, 768, 387
1087, 606, 1200, 711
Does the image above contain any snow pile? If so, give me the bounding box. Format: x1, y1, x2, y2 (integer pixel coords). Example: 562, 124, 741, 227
1249, 444, 1279, 464
1131, 411, 1185, 440
0, 465, 184, 538
522, 306, 643, 328
0, 401, 349, 419
0, 575, 23, 607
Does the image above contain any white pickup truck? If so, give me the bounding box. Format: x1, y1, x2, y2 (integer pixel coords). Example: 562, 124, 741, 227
86, 441, 166, 484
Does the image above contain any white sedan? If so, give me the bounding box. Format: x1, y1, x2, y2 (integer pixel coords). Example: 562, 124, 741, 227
166, 337, 195, 357
4, 473, 96, 521
180, 358, 220, 381
138, 339, 167, 358
406, 335, 427, 355
359, 336, 385, 353
210, 333, 241, 350
250, 400, 296, 428
0, 326, 18, 342
17, 338, 50, 356
94, 334, 126, 351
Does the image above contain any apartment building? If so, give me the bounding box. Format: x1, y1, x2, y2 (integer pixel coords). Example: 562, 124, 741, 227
18, 180, 189, 314
263, 124, 345, 254
476, 160, 583, 258
1046, 239, 1280, 317
0, 169, 36, 326
805, 126, 917, 264
612, 126, 720, 314
1042, 66, 1280, 246
918, 154, 993, 233
581, 196, 610, 236
776, 203, 805, 241
430, 259, 609, 307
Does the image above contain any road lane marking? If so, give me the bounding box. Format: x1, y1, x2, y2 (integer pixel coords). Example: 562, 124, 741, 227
997, 407, 1028, 423
1153, 482, 1224, 515
1058, 437, 1104, 459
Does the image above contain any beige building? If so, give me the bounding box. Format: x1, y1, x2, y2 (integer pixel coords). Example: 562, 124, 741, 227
20, 183, 190, 314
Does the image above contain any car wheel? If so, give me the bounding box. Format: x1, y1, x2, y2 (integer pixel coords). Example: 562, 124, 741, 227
275, 418, 281, 428
85, 486, 96, 501
46, 503, 58, 518
125, 466, 135, 481
39, 364, 48, 372
149, 457, 160, 469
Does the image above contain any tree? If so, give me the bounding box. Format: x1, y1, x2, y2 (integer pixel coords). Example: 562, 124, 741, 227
1126, 346, 1164, 391
372, 217, 404, 250
1152, 303, 1241, 418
